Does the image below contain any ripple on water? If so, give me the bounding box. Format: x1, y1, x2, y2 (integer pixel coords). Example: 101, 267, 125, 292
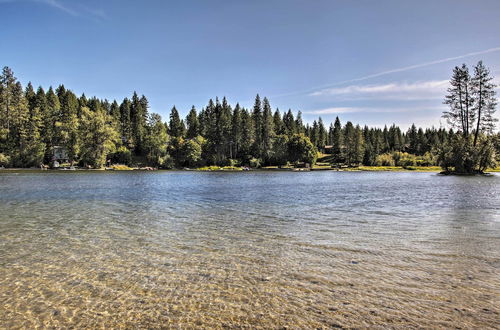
0, 171, 499, 328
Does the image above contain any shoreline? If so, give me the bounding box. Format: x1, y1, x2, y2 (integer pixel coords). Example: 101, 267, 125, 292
1, 166, 498, 173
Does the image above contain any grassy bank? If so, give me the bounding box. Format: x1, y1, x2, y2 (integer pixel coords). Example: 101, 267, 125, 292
2, 165, 499, 173
349, 166, 442, 172
196, 166, 244, 171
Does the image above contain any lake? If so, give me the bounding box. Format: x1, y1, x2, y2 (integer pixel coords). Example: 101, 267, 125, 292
0, 171, 498, 328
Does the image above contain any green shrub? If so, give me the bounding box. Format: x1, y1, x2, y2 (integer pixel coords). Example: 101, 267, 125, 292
287, 134, 317, 165
437, 134, 497, 173
0, 153, 10, 167
158, 154, 175, 169
111, 146, 132, 165
374, 153, 395, 166
416, 152, 436, 166
393, 152, 416, 167
225, 158, 239, 167
249, 158, 261, 168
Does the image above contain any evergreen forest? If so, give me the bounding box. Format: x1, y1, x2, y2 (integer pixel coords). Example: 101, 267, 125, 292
0, 63, 498, 173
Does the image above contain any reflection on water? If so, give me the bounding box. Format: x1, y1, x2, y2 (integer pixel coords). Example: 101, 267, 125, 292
0, 171, 498, 328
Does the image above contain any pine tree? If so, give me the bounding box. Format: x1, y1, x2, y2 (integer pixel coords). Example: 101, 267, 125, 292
252, 94, 263, 158
130, 92, 148, 153
0, 67, 18, 146
145, 113, 169, 165
283, 109, 295, 136
58, 88, 80, 163
295, 111, 304, 134
186, 106, 199, 139
311, 120, 319, 148
407, 124, 418, 154
25, 82, 36, 110
471, 61, 497, 145
273, 108, 284, 136
416, 128, 427, 155
388, 124, 403, 151
24, 105, 46, 166
10, 82, 30, 165
119, 98, 133, 148
443, 64, 473, 136
79, 107, 119, 168
331, 116, 343, 162
382, 125, 390, 152
261, 97, 274, 162
239, 108, 254, 158
352, 125, 365, 165
79, 93, 88, 109
317, 117, 326, 151
45, 87, 60, 157
168, 106, 183, 138
344, 121, 355, 166
231, 104, 242, 158
110, 100, 120, 120
220, 97, 233, 161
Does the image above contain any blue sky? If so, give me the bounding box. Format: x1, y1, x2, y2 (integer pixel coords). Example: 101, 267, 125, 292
1, 0, 500, 129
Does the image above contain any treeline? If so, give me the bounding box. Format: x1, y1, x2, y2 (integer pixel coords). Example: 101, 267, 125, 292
0, 66, 498, 169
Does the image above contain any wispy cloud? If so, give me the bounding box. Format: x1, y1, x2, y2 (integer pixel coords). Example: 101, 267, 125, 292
306, 107, 366, 114
37, 0, 77, 16
1, 0, 106, 19
306, 105, 446, 115
330, 47, 500, 86
311, 80, 449, 101
270, 46, 500, 99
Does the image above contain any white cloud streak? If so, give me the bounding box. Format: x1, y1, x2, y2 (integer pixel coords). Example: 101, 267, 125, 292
1, 0, 106, 19
306, 105, 446, 115
270, 46, 500, 99
331, 47, 500, 86
311, 80, 449, 100
37, 0, 77, 16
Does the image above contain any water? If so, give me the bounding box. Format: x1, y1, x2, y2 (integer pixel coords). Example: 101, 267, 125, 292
0, 171, 498, 328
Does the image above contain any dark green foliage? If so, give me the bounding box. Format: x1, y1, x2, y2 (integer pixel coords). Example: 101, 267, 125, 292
273, 109, 284, 136
288, 134, 317, 165
261, 97, 274, 162
231, 104, 242, 158
130, 92, 148, 153
110, 146, 132, 165
252, 94, 263, 158
145, 113, 169, 166
119, 98, 133, 148
270, 134, 289, 166
283, 109, 295, 136
440, 61, 497, 173
186, 106, 199, 139
343, 123, 364, 166
407, 124, 418, 154
0, 64, 496, 170
317, 117, 326, 151
437, 134, 496, 173
179, 136, 205, 167
168, 106, 183, 138
330, 117, 343, 163
79, 107, 119, 168
239, 108, 254, 159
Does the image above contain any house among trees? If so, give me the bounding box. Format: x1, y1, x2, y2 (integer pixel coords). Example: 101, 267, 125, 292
52, 146, 68, 167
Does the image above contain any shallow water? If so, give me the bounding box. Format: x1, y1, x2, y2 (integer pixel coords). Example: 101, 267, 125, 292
0, 171, 499, 328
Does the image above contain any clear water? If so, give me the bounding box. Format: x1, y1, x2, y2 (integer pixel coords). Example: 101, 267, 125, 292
0, 171, 499, 328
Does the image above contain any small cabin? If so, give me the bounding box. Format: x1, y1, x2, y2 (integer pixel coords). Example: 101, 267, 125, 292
52, 146, 69, 163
